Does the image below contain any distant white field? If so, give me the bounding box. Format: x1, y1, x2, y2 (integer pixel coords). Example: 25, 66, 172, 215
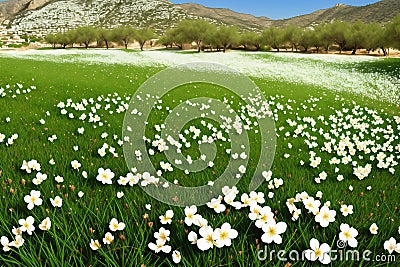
1, 49, 399, 104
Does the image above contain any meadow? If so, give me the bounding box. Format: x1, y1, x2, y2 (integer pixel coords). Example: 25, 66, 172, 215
0, 49, 399, 266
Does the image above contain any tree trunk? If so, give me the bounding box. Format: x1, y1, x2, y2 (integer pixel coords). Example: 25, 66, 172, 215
105, 40, 109, 49
351, 49, 356, 55
197, 40, 201, 52
140, 42, 144, 51
381, 47, 387, 56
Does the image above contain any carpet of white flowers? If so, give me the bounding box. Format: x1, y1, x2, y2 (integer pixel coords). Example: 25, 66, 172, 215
0, 51, 399, 266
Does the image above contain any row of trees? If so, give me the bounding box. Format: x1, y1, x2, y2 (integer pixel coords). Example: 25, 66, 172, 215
158, 16, 400, 55
45, 26, 156, 50
45, 15, 400, 55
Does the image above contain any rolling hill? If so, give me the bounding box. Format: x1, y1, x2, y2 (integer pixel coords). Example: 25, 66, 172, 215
0, 0, 399, 35
274, 0, 400, 27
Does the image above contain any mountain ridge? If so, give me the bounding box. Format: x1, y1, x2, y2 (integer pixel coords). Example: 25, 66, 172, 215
0, 0, 399, 35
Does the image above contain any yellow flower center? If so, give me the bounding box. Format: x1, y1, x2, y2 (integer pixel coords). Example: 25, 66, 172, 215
344, 231, 351, 239
206, 234, 214, 243
160, 233, 166, 240
268, 227, 276, 236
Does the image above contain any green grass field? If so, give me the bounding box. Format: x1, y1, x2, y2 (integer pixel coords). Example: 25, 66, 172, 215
0, 51, 399, 266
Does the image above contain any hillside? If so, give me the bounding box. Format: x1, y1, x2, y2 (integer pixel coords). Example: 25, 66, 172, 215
0, 0, 399, 36
177, 3, 273, 31
3, 0, 213, 35
274, 0, 400, 27
0, 0, 51, 21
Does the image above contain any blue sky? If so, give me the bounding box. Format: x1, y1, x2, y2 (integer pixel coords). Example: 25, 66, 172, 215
171, 0, 380, 19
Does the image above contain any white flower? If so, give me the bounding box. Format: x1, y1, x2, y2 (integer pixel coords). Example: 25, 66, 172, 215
71, 160, 81, 170
262, 170, 272, 181
369, 223, 378, 235
197, 226, 216, 251
207, 197, 226, 213
315, 206, 336, 227
12, 227, 22, 236
184, 205, 199, 226
249, 204, 262, 221
78, 191, 84, 198
159, 210, 174, 224
154, 227, 170, 243
145, 204, 151, 210
238, 165, 246, 174
340, 204, 353, 217
54, 175, 64, 183
188, 231, 198, 244
255, 206, 274, 228
33, 172, 47, 185
39, 217, 51, 231
148, 239, 171, 253
9, 235, 24, 248
116, 192, 124, 198
103, 232, 114, 245
172, 250, 181, 263
240, 193, 255, 207
339, 223, 358, 248
249, 191, 265, 204
383, 237, 399, 254
261, 220, 287, 244
50, 196, 63, 208
109, 218, 125, 231
304, 238, 331, 264
1, 236, 10, 252
24, 190, 43, 210
96, 168, 115, 185
90, 239, 101, 250
303, 197, 321, 215
18, 216, 35, 235
214, 223, 238, 248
